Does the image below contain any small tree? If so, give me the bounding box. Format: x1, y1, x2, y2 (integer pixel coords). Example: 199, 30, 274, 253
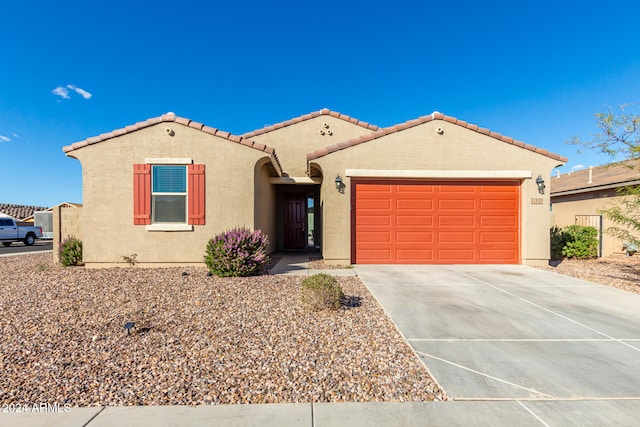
570, 104, 640, 246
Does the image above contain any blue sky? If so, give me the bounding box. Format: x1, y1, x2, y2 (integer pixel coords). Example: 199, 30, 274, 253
1, 0, 639, 207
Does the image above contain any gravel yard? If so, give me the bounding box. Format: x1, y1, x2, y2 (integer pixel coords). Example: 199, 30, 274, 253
0, 254, 444, 406
537, 255, 640, 295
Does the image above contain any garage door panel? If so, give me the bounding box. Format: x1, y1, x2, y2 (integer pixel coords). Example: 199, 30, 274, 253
359, 184, 392, 193
439, 231, 476, 243
481, 199, 518, 210
354, 180, 520, 264
396, 249, 435, 262
397, 199, 433, 209
480, 185, 518, 193
358, 199, 391, 209
397, 231, 433, 243
480, 231, 518, 243
397, 215, 434, 226
480, 249, 519, 261
358, 231, 391, 243
439, 199, 475, 210
439, 185, 475, 193
480, 215, 517, 226
438, 249, 475, 262
396, 185, 435, 193
357, 215, 391, 226
439, 215, 475, 227
356, 249, 391, 261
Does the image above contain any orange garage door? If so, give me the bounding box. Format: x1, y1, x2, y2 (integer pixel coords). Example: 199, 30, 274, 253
353, 180, 520, 264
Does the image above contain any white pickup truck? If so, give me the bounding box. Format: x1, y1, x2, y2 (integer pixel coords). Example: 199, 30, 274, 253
0, 217, 43, 246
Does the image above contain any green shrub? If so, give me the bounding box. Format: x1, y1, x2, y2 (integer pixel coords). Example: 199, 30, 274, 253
550, 226, 566, 261
301, 273, 344, 311
204, 227, 269, 277
121, 253, 138, 266
561, 225, 599, 259
59, 236, 83, 267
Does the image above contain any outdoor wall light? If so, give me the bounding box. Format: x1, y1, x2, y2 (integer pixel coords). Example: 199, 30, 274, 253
335, 174, 343, 192
536, 174, 545, 194
124, 321, 135, 335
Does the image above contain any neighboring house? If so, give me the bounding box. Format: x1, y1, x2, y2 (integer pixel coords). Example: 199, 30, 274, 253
21, 202, 82, 239
0, 203, 49, 221
551, 161, 640, 257
62, 109, 565, 268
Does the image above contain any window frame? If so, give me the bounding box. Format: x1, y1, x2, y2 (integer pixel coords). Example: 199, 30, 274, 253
151, 165, 188, 224
143, 158, 194, 232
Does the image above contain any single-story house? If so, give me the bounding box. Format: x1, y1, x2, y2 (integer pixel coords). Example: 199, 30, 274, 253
62, 109, 566, 268
551, 160, 640, 257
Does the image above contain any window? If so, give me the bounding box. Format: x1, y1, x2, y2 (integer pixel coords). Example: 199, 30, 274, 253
133, 162, 206, 229
152, 165, 187, 223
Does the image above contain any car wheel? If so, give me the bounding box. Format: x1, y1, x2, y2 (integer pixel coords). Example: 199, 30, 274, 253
24, 234, 36, 246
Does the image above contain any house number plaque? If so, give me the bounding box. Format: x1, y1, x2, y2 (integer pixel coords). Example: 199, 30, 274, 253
531, 198, 543, 205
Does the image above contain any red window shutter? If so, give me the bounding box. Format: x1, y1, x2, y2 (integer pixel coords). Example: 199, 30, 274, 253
188, 164, 206, 225
133, 164, 151, 225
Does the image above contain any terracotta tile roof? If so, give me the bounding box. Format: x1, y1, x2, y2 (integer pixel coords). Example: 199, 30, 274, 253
550, 160, 640, 195
0, 203, 49, 220
62, 113, 283, 175
306, 112, 568, 163
242, 108, 379, 138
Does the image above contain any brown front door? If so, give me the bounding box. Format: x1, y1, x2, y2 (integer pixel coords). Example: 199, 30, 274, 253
284, 193, 306, 249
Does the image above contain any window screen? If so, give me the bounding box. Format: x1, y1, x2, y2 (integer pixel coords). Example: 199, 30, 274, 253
152, 165, 187, 223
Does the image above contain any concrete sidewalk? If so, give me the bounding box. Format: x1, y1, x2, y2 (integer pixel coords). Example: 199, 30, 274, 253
5, 399, 640, 426
268, 254, 356, 276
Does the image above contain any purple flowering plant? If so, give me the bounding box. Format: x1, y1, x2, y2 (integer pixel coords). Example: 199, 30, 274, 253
204, 227, 269, 277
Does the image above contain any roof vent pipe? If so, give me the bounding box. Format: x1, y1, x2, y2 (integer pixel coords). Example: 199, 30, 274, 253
556, 170, 560, 178
588, 166, 593, 184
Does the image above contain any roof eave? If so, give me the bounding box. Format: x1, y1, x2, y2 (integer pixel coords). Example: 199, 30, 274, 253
551, 179, 640, 197
61, 113, 283, 174
307, 112, 568, 163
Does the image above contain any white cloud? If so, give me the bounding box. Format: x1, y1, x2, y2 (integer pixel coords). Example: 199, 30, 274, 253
12, 133, 18, 138
52, 86, 70, 99
0, 135, 10, 142
67, 84, 92, 99
52, 84, 92, 100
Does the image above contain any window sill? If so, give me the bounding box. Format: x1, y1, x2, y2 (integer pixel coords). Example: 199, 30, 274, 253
145, 224, 194, 232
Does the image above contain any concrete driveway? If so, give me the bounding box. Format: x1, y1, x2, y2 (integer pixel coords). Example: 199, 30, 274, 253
354, 264, 640, 421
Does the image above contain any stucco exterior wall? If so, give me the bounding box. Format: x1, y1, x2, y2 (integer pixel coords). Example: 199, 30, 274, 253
52, 205, 83, 264
250, 116, 377, 176
254, 160, 277, 254
552, 189, 628, 256
313, 120, 562, 266
68, 123, 267, 267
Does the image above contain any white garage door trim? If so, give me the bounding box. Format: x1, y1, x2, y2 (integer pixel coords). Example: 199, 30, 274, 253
345, 169, 532, 179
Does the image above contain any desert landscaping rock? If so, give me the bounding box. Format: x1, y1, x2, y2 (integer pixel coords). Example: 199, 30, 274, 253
538, 255, 640, 295
0, 254, 444, 406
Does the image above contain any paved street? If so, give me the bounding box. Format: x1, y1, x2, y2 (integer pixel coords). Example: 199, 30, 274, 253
0, 240, 52, 256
